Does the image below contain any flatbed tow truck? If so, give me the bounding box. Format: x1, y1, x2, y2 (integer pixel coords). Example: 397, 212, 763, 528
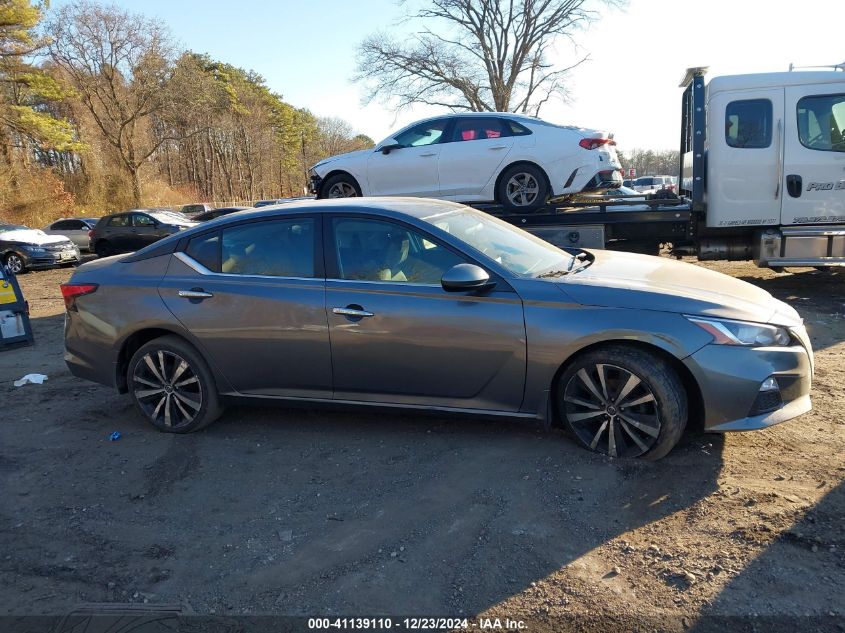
477, 64, 845, 269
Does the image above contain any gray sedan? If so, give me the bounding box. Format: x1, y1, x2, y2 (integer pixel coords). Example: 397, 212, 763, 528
61, 198, 813, 459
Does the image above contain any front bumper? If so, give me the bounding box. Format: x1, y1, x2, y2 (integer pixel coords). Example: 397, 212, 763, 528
22, 247, 81, 269
684, 335, 813, 432
308, 173, 322, 195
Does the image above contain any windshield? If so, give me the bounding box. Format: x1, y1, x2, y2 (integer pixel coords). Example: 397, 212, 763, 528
419, 208, 572, 277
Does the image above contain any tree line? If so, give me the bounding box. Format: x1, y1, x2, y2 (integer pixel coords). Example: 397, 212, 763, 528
0, 0, 373, 226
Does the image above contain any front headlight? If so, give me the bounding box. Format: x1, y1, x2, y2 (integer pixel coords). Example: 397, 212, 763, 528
686, 316, 792, 347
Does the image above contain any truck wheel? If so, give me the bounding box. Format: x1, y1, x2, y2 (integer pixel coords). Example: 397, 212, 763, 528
556, 345, 687, 460
319, 174, 360, 199
4, 253, 25, 274
497, 164, 549, 212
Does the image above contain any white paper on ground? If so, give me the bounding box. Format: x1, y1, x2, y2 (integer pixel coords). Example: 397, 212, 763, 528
13, 373, 48, 387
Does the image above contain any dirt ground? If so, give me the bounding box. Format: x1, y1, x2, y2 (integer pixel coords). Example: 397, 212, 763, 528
0, 259, 843, 631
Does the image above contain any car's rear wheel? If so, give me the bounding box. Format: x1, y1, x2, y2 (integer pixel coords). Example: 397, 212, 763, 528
497, 164, 549, 212
127, 336, 223, 433
556, 345, 687, 460
3, 252, 25, 274
320, 174, 360, 199
94, 240, 113, 258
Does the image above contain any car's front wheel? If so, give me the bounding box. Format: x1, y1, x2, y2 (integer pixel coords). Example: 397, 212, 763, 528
3, 252, 25, 274
127, 335, 223, 433
556, 345, 687, 460
319, 174, 360, 199
497, 164, 549, 212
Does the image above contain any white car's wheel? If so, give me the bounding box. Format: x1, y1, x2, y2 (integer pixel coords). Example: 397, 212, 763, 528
320, 174, 360, 199
497, 164, 549, 212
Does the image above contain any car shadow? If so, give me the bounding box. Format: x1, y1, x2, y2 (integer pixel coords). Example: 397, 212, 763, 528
690, 479, 844, 632
0, 314, 725, 620
737, 269, 845, 352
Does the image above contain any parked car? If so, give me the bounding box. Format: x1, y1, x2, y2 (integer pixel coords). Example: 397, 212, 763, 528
43, 217, 99, 252
253, 197, 313, 208
62, 198, 812, 460
1, 224, 81, 273
179, 203, 213, 217
89, 209, 197, 257
631, 175, 676, 195
622, 179, 634, 187
309, 113, 622, 212
192, 207, 250, 222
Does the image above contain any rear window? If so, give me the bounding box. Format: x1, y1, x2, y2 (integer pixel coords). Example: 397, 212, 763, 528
725, 99, 772, 148
635, 177, 655, 186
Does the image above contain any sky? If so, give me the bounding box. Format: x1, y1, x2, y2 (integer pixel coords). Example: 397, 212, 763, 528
50, 0, 845, 152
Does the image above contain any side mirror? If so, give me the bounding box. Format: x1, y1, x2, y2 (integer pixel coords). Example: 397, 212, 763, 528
378, 138, 402, 154
441, 263, 493, 292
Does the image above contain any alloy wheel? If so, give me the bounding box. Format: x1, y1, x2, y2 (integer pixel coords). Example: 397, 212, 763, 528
5, 254, 23, 274
506, 173, 540, 206
132, 350, 203, 429
562, 363, 661, 458
327, 182, 358, 198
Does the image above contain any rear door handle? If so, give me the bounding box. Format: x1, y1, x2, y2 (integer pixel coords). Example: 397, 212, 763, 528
332, 306, 374, 318
178, 289, 213, 299
419, 152, 437, 157
489, 145, 507, 150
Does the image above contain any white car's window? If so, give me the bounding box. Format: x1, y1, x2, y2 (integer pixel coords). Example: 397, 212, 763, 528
451, 117, 507, 142
419, 208, 571, 277
394, 120, 449, 148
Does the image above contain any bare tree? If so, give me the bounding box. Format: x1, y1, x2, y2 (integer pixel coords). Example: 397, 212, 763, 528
316, 116, 375, 156
47, 1, 176, 205
355, 0, 617, 115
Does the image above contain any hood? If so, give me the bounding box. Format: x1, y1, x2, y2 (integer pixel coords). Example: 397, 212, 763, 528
557, 250, 801, 326
311, 148, 370, 170
0, 229, 74, 246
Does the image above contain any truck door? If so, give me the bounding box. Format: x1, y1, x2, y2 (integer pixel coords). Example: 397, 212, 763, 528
706, 88, 784, 228
781, 87, 845, 225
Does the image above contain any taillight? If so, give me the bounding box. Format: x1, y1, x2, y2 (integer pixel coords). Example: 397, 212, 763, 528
579, 138, 616, 150
87, 230, 94, 238
60, 283, 98, 310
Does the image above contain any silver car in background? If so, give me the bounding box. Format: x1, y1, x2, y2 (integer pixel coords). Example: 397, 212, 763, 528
61, 198, 813, 459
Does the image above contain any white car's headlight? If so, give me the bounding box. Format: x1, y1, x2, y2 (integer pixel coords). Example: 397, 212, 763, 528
686, 316, 792, 347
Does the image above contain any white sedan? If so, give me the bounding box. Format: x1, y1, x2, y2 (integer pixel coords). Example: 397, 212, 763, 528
309, 113, 622, 212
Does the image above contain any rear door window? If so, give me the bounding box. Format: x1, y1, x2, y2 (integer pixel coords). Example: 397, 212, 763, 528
185, 232, 220, 272
107, 215, 130, 227
725, 99, 773, 148
221, 218, 316, 278
797, 93, 845, 152
450, 117, 509, 142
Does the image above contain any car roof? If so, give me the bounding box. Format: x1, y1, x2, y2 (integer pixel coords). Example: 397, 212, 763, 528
212, 197, 470, 222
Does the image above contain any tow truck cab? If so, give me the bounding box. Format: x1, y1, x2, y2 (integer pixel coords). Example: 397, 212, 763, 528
681, 65, 845, 267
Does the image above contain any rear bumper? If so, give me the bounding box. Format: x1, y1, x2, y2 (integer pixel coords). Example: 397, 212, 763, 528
684, 341, 813, 432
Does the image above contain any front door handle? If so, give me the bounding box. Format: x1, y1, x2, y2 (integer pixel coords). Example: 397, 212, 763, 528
786, 174, 802, 198
332, 306, 374, 318
178, 289, 213, 299
419, 152, 437, 157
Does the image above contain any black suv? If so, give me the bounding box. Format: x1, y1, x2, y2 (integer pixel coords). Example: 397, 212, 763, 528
90, 210, 196, 257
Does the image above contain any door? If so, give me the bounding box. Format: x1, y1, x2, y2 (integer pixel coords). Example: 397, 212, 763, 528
131, 213, 162, 250
782, 87, 845, 225
104, 214, 132, 251
324, 215, 526, 411
159, 215, 332, 397
705, 88, 784, 228
366, 119, 449, 196
437, 117, 515, 198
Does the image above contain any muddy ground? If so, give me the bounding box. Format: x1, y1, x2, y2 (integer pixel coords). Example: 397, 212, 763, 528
0, 260, 843, 631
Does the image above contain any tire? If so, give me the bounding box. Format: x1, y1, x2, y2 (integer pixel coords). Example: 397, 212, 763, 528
94, 240, 113, 258
555, 345, 687, 460
3, 252, 25, 274
497, 163, 549, 212
127, 335, 223, 433
318, 173, 360, 199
